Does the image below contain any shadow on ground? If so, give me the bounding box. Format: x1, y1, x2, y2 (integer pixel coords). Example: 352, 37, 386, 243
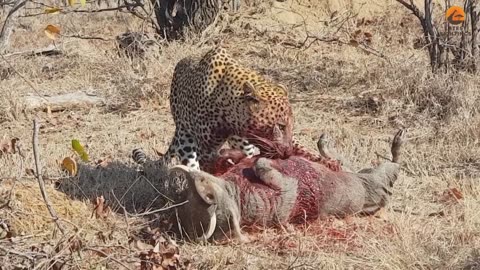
56, 158, 190, 236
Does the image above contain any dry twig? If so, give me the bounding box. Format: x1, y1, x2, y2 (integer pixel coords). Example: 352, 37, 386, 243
63, 34, 113, 42
32, 118, 65, 235
19, 3, 143, 17
111, 191, 131, 237
129, 200, 189, 218
0, 0, 27, 53
0, 245, 36, 261
84, 247, 131, 269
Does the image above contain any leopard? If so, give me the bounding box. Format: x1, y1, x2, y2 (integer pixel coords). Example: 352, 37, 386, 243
156, 46, 329, 172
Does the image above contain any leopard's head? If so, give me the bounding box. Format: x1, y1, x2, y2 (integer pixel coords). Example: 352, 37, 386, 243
242, 81, 294, 157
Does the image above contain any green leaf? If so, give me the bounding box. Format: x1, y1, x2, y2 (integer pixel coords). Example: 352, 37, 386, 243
79, 0, 86, 7
72, 139, 89, 162
44, 7, 62, 14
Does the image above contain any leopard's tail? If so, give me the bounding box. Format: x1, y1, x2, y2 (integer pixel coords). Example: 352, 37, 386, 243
132, 148, 149, 165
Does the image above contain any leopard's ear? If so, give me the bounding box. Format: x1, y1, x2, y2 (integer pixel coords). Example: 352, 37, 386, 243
277, 84, 288, 97
272, 124, 284, 141
242, 81, 260, 103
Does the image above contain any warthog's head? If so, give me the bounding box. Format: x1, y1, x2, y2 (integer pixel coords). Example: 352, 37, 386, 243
168, 165, 244, 242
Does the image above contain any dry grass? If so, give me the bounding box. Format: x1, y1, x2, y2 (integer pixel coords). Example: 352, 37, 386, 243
1, 0, 480, 269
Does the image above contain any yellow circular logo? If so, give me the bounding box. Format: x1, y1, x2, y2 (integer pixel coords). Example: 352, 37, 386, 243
446, 6, 465, 25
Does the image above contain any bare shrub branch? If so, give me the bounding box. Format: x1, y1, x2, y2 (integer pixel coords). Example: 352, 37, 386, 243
32, 118, 66, 235
396, 0, 480, 72
0, 0, 27, 53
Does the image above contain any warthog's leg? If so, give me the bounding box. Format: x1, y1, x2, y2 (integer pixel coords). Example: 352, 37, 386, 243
254, 158, 298, 192
253, 158, 298, 231
356, 129, 407, 215
391, 129, 405, 164
230, 209, 251, 243
315, 129, 406, 216
317, 129, 407, 173
317, 133, 355, 172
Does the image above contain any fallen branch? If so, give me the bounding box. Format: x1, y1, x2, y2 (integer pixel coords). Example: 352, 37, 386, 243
32, 118, 65, 235
24, 91, 106, 112
2, 44, 62, 57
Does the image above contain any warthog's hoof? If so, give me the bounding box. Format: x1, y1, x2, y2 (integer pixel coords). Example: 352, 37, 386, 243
237, 234, 252, 244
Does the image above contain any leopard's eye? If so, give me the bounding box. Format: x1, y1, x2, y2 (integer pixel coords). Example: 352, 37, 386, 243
244, 95, 259, 103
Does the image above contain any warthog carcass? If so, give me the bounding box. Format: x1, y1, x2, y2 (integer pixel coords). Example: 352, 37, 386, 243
168, 129, 406, 243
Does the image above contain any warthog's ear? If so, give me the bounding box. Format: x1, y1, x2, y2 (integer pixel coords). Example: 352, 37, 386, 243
169, 165, 217, 205
192, 175, 217, 205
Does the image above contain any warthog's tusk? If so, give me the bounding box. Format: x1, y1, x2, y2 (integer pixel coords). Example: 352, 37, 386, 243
227, 159, 235, 165
197, 206, 217, 241
169, 165, 192, 173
